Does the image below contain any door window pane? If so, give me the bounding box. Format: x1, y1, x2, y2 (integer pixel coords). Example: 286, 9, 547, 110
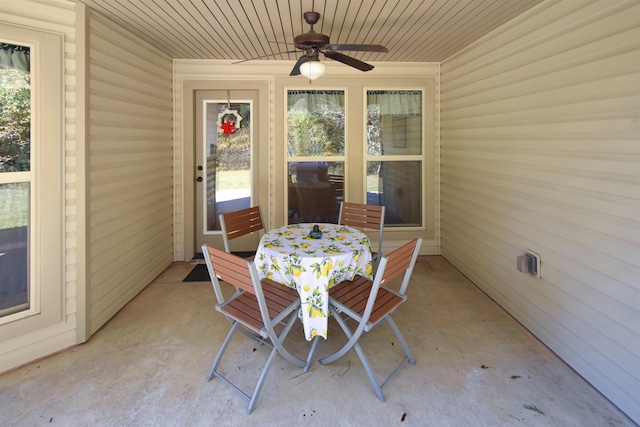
1, 43, 30, 318
367, 90, 423, 227
287, 90, 345, 224
204, 102, 251, 231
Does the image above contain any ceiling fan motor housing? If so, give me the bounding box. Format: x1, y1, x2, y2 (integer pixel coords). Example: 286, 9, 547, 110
294, 32, 330, 49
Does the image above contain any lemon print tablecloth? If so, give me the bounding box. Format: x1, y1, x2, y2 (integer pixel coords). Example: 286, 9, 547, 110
255, 223, 373, 340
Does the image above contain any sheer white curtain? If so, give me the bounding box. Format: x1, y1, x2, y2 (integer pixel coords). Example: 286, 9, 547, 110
0, 44, 30, 72
367, 90, 421, 116
288, 90, 344, 112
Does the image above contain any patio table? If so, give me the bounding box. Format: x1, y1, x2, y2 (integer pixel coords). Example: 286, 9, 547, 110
254, 223, 373, 340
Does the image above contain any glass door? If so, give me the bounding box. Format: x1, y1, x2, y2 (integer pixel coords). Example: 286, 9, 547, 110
194, 90, 258, 251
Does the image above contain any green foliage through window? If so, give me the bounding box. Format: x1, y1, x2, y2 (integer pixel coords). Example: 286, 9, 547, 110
0, 67, 31, 172
287, 91, 344, 157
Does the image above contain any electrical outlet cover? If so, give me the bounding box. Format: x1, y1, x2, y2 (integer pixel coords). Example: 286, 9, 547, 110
527, 249, 541, 279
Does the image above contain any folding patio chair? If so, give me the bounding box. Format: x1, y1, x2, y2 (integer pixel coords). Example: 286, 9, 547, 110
338, 201, 385, 268
202, 244, 313, 414
219, 206, 265, 260
318, 238, 422, 402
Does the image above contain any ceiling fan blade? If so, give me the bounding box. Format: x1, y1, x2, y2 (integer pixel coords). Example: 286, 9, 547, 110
325, 44, 388, 52
290, 55, 312, 76
233, 50, 299, 64
323, 50, 374, 72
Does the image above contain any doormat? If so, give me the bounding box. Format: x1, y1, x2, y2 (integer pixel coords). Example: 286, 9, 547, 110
182, 252, 256, 282
183, 264, 210, 282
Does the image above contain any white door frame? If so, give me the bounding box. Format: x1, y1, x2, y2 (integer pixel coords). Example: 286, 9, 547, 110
179, 79, 270, 261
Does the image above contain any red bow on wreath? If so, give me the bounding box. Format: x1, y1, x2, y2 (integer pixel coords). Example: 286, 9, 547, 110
220, 119, 236, 135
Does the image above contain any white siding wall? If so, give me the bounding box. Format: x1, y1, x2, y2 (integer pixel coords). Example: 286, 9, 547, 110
86, 11, 173, 334
0, 0, 78, 372
440, 0, 639, 423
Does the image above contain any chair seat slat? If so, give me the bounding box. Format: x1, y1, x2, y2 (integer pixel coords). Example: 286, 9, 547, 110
220, 301, 263, 333
368, 292, 402, 325
330, 276, 370, 297
261, 278, 299, 299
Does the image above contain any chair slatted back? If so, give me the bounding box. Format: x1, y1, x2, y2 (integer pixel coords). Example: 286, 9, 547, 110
338, 202, 385, 265
220, 206, 265, 253
204, 245, 255, 296
339, 202, 384, 230
360, 238, 421, 323
379, 238, 421, 294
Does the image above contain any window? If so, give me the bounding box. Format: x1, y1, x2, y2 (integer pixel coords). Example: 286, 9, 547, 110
366, 90, 423, 227
0, 43, 31, 318
286, 90, 345, 224
0, 25, 63, 334
276, 76, 435, 252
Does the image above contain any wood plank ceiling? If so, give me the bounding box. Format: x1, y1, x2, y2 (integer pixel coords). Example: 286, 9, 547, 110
74, 0, 545, 63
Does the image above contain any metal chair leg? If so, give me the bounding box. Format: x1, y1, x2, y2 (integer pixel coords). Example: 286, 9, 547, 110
247, 346, 279, 414
352, 339, 385, 402
319, 308, 418, 402
269, 310, 306, 369
385, 315, 416, 366
304, 335, 321, 372
320, 307, 385, 401
318, 306, 363, 365
207, 321, 240, 382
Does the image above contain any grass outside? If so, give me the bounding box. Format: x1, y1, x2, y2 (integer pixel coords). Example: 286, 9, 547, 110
220, 171, 380, 191
217, 169, 250, 190
0, 183, 28, 230
367, 175, 381, 192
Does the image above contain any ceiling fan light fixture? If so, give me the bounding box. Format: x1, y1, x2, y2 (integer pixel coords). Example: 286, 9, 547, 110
299, 60, 326, 80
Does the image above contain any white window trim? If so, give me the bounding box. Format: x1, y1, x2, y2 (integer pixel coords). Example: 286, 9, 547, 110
0, 24, 64, 333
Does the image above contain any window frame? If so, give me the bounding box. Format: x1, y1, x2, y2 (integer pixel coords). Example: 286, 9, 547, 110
0, 24, 63, 333
284, 85, 349, 224
274, 76, 436, 251
364, 87, 428, 231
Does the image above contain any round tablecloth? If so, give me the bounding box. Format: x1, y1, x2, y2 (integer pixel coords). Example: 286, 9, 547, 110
255, 223, 373, 340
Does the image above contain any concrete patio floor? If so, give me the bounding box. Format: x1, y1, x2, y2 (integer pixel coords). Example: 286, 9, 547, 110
0, 256, 635, 426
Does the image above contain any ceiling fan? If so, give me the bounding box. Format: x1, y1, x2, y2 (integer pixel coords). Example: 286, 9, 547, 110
236, 10, 388, 79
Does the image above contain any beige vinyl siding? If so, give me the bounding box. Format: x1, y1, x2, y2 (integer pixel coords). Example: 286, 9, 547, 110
0, 0, 77, 373
87, 11, 173, 335
440, 0, 639, 423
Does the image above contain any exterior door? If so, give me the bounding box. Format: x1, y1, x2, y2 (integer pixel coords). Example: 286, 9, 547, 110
194, 90, 261, 252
